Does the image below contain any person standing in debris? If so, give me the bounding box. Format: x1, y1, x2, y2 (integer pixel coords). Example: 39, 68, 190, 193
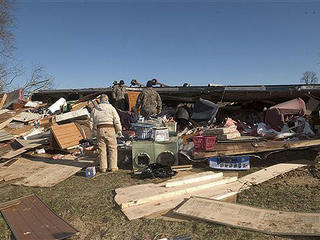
111, 80, 128, 111
135, 81, 162, 118
91, 94, 122, 172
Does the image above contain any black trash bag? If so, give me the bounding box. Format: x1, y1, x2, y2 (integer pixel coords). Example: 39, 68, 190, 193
140, 163, 177, 179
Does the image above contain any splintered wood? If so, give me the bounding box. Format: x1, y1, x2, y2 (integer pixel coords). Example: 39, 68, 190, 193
50, 123, 83, 149
174, 197, 320, 236
115, 163, 307, 220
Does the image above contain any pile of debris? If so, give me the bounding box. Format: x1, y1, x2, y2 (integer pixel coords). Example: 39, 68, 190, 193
1, 85, 320, 238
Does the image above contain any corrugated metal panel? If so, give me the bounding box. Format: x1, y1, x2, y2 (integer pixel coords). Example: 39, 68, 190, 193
0, 195, 78, 240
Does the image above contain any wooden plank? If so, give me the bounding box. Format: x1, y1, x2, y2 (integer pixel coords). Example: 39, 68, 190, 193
209, 162, 307, 200
174, 197, 320, 236
1, 143, 42, 160
50, 123, 83, 149
116, 162, 306, 220
0, 195, 79, 240
55, 108, 89, 123
0, 93, 7, 109
120, 177, 237, 209
193, 139, 320, 159
165, 172, 223, 188
0, 129, 14, 142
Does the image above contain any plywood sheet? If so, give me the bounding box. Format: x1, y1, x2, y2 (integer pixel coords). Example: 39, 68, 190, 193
13, 112, 41, 123
0, 156, 92, 187
174, 197, 320, 236
0, 195, 78, 240
128, 91, 140, 112
50, 123, 83, 149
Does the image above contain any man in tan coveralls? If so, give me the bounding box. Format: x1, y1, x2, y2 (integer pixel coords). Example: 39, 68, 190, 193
91, 94, 122, 172
136, 81, 162, 118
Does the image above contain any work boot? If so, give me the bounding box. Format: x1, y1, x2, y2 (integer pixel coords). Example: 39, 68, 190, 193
110, 168, 119, 172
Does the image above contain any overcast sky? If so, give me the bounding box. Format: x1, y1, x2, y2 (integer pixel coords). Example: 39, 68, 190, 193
13, 0, 320, 88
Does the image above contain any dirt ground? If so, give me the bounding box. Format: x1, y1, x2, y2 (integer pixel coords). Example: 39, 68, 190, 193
0, 148, 319, 240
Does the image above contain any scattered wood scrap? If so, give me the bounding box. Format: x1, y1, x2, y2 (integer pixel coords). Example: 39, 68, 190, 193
171, 165, 193, 171
115, 172, 237, 220
13, 111, 41, 123
4, 123, 35, 137
115, 162, 307, 220
0, 129, 14, 142
50, 123, 83, 149
1, 141, 42, 160
174, 197, 320, 236
0, 195, 79, 240
0, 112, 16, 130
55, 108, 89, 123
193, 139, 320, 159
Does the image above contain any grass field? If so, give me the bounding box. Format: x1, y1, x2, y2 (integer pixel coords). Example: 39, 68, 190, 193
0, 149, 319, 240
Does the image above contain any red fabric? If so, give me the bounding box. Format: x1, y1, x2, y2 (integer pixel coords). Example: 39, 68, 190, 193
265, 98, 306, 131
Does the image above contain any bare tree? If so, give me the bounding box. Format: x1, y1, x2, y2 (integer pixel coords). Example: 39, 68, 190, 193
301, 71, 318, 84
23, 65, 54, 97
0, 0, 16, 92
0, 0, 14, 58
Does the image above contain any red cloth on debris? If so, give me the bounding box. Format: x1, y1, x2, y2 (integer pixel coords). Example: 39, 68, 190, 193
265, 98, 306, 131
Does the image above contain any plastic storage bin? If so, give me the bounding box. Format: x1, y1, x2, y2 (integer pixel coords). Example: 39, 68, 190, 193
193, 136, 216, 151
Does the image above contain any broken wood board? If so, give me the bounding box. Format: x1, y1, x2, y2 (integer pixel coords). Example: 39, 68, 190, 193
0, 143, 42, 160
50, 123, 83, 149
0, 112, 16, 130
194, 139, 320, 159
116, 162, 306, 220
0, 93, 7, 109
0, 156, 93, 187
0, 129, 14, 142
204, 126, 237, 135
121, 177, 237, 209
0, 195, 79, 240
4, 123, 35, 137
174, 197, 320, 236
12, 111, 41, 123
71, 101, 88, 111
55, 108, 89, 123
165, 172, 223, 188
217, 131, 241, 141
171, 165, 193, 171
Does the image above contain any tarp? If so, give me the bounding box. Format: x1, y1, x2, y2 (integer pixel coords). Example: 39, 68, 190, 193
191, 98, 219, 121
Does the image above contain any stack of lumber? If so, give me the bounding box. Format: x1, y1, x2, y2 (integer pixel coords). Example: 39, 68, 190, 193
194, 138, 320, 159
115, 172, 237, 220
204, 125, 241, 140
115, 162, 307, 220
